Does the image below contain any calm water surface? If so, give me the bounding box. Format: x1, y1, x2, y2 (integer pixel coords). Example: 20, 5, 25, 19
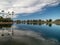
0, 23, 60, 45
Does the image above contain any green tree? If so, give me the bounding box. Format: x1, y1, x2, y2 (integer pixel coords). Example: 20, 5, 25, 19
49, 19, 52, 22
1, 10, 4, 17
0, 16, 3, 22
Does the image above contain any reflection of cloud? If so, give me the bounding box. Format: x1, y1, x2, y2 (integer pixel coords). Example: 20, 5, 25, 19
0, 30, 59, 45
12, 30, 59, 45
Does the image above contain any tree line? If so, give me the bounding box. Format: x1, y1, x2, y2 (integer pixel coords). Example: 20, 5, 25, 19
0, 16, 13, 22
16, 19, 60, 24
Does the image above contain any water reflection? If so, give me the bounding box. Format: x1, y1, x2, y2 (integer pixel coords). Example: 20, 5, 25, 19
0, 24, 12, 28
22, 22, 53, 27
46, 23, 52, 27
0, 24, 60, 45
17, 22, 60, 27
23, 22, 44, 26
0, 29, 59, 45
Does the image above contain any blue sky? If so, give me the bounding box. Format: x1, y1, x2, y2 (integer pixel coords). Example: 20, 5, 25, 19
14, 4, 60, 20
0, 0, 60, 20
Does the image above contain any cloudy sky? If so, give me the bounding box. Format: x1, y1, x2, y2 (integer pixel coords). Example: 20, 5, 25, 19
0, 0, 60, 20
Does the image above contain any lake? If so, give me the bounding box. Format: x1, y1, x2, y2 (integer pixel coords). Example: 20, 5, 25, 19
0, 23, 60, 45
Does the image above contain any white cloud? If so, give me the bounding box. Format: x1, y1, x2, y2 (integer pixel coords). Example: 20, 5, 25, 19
0, 0, 60, 18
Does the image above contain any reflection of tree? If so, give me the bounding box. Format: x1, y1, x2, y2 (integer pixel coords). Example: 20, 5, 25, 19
1, 24, 13, 37
46, 23, 52, 27
12, 29, 14, 36
32, 23, 37, 25
39, 23, 42, 25
0, 24, 12, 28
48, 24, 52, 27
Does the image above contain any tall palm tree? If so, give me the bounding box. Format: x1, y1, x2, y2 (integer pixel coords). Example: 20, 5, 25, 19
7, 12, 10, 18
1, 10, 4, 17
12, 11, 14, 18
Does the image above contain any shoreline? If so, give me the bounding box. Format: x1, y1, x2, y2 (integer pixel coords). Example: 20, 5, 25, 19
0, 22, 13, 24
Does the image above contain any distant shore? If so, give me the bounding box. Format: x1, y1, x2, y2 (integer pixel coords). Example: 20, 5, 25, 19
0, 22, 13, 24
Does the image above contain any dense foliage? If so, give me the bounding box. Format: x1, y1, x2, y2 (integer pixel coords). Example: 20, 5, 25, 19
0, 16, 13, 22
